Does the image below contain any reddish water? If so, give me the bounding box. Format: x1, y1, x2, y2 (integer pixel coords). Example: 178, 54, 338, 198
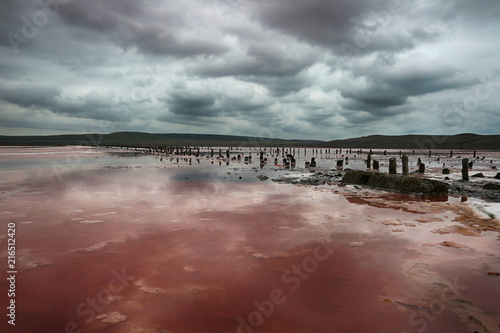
0, 147, 499, 332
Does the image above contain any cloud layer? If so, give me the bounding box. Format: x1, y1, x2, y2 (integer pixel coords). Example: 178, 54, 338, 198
1, 0, 499, 139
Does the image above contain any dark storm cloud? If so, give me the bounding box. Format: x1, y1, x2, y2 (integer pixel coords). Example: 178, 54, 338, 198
0, 81, 129, 122
252, 0, 419, 56
158, 91, 271, 124
0, 82, 61, 109
195, 49, 313, 78
425, 0, 500, 22
0, 0, 499, 138
341, 66, 479, 112
254, 0, 369, 46
192, 40, 317, 96
167, 94, 217, 117
57, 0, 228, 57
247, 75, 311, 97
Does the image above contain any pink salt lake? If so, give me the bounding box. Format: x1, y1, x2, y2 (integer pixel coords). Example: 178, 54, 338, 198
0, 146, 499, 333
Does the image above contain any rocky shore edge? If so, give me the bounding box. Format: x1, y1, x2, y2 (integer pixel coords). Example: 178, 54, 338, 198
272, 170, 500, 202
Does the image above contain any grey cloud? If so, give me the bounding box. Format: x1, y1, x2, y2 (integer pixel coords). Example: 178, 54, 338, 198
159, 91, 271, 123
194, 41, 316, 79
425, 0, 500, 22
0, 82, 131, 122
0, 82, 61, 108
246, 75, 311, 97
252, 0, 422, 56
57, 0, 228, 57
1, 0, 499, 139
341, 66, 479, 112
167, 94, 217, 117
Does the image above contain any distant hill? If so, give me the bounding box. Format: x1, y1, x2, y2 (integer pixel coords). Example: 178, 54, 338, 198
0, 132, 498, 150
0, 132, 321, 147
319, 133, 500, 150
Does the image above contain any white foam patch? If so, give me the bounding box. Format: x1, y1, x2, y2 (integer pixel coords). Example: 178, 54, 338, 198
134, 279, 164, 294
94, 211, 117, 216
467, 199, 500, 220
79, 219, 104, 224
73, 240, 125, 252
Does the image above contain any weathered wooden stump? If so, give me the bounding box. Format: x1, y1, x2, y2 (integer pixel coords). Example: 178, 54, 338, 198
462, 158, 469, 181
310, 157, 317, 168
389, 158, 397, 174
373, 160, 380, 171
419, 163, 426, 174
402, 154, 409, 176
367, 154, 372, 169
337, 160, 343, 170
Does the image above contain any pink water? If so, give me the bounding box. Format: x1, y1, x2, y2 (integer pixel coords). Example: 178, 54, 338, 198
0, 147, 499, 332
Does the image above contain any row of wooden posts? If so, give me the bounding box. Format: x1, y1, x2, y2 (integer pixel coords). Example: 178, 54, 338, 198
116, 145, 477, 181
359, 154, 473, 181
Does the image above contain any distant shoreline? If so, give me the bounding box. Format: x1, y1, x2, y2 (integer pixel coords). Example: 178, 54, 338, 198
0, 132, 499, 150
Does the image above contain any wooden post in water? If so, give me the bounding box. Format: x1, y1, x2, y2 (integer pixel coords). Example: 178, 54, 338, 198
373, 160, 379, 171
389, 158, 397, 174
450, 151, 453, 158
462, 158, 469, 181
367, 154, 371, 169
336, 160, 343, 170
473, 151, 477, 158
419, 163, 425, 174
402, 154, 409, 176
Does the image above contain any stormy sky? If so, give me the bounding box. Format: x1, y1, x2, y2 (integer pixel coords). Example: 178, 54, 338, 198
0, 0, 499, 140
